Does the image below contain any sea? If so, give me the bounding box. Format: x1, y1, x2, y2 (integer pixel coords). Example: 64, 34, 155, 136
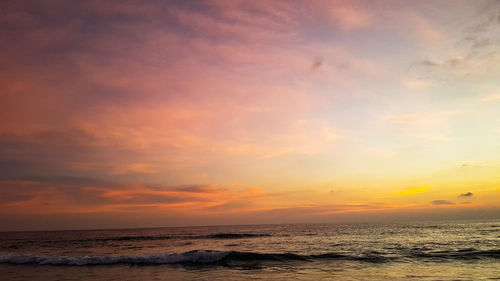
0, 220, 498, 280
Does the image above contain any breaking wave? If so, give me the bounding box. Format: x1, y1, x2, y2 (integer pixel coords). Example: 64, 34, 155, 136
409, 249, 500, 259
1, 249, 498, 266
0, 251, 228, 266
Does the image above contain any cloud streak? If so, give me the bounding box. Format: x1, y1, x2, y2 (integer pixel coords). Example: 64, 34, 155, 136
431, 200, 455, 205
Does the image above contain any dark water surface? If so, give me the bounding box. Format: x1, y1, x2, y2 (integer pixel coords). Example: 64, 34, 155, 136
1, 220, 499, 280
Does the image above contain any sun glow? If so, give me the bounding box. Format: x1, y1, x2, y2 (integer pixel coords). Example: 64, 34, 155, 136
0, 0, 499, 230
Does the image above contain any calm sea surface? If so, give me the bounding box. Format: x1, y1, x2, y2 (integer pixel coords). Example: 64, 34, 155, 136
0, 220, 499, 280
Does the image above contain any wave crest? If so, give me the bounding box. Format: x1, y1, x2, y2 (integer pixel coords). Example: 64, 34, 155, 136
1, 249, 498, 266
0, 250, 228, 266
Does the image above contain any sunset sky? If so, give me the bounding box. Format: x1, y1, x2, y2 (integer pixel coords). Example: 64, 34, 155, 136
1, 0, 499, 231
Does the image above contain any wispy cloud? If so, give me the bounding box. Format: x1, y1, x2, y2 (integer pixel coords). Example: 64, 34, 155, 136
480, 93, 500, 103
431, 200, 455, 205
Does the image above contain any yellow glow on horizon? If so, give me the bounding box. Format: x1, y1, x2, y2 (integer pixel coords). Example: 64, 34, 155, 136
398, 187, 432, 195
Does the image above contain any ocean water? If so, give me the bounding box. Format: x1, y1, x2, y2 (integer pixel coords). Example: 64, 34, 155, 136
0, 221, 499, 280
